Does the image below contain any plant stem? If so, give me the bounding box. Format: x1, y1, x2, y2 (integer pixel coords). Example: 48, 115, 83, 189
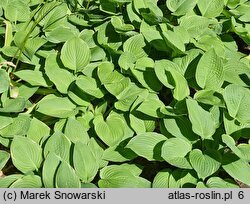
13, 1, 60, 69
86, 0, 90, 9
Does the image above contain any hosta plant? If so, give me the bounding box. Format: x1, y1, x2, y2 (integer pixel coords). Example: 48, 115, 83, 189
0, 0, 250, 188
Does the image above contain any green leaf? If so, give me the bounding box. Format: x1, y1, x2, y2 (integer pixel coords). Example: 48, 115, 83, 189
97, 22, 122, 50
193, 35, 225, 57
38, 2, 68, 31
14, 70, 51, 87
103, 143, 137, 163
129, 112, 155, 134
118, 51, 136, 70
197, 0, 224, 18
10, 136, 43, 173
73, 141, 99, 183
17, 84, 38, 100
67, 83, 91, 107
4, 0, 30, 22
155, 60, 189, 100
238, 143, 250, 162
223, 84, 250, 124
46, 26, 77, 43
14, 34, 47, 60
133, 0, 163, 18
180, 15, 211, 39
161, 138, 192, 158
196, 49, 224, 90
0, 114, 13, 130
75, 75, 104, 98
166, 157, 193, 169
115, 84, 146, 111
136, 93, 165, 118
0, 97, 26, 113
88, 138, 108, 169
162, 30, 186, 54
0, 114, 31, 138
168, 169, 198, 187
111, 16, 134, 32
44, 131, 71, 162
99, 165, 151, 188
222, 153, 250, 186
42, 152, 61, 188
0, 174, 23, 188
140, 21, 168, 52
93, 114, 125, 147
152, 169, 172, 188
224, 59, 250, 87
186, 98, 216, 139
0, 150, 10, 170
61, 37, 91, 71
161, 138, 192, 169
10, 175, 42, 188
27, 117, 50, 144
123, 34, 147, 59
131, 57, 162, 92
126, 132, 167, 161
45, 53, 75, 94
1, 46, 31, 64
194, 90, 223, 106
126, 2, 142, 27
206, 177, 239, 188
189, 149, 221, 179
166, 0, 197, 16
36, 94, 77, 118
64, 117, 89, 144
0, 69, 9, 94
222, 134, 244, 159
3, 20, 13, 46
162, 116, 199, 142
56, 161, 81, 188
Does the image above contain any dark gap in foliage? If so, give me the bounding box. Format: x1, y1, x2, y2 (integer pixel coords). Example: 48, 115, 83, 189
231, 33, 250, 55
158, 86, 173, 106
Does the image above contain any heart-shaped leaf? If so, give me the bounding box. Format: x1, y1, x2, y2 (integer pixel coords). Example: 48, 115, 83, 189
61, 37, 91, 71
126, 132, 167, 161
189, 149, 221, 179
93, 114, 125, 147
10, 136, 43, 173
223, 84, 250, 124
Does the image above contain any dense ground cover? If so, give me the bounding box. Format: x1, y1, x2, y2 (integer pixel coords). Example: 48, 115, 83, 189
0, 0, 250, 188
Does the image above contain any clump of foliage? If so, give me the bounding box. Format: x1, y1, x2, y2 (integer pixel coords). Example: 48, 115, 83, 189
0, 0, 250, 188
